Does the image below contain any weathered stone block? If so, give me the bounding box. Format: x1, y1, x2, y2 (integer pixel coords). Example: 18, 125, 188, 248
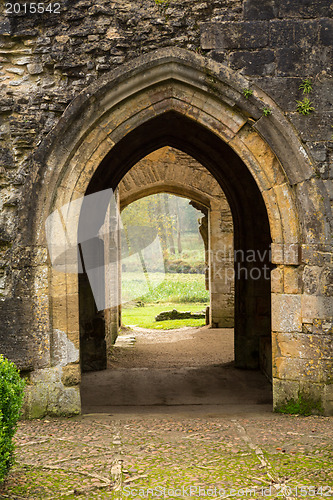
27, 63, 43, 75
273, 378, 333, 415
302, 295, 333, 323
216, 317, 234, 328
272, 293, 302, 332
319, 19, 333, 46
273, 331, 332, 360
61, 364, 81, 387
312, 318, 333, 335
284, 266, 301, 294
29, 367, 61, 385
271, 243, 284, 265
22, 383, 49, 419
51, 329, 79, 367
278, 0, 332, 18
296, 179, 331, 244
270, 20, 319, 48
302, 265, 321, 295
201, 22, 269, 50
22, 367, 81, 418
323, 179, 333, 200
276, 47, 303, 76
290, 110, 333, 142
273, 355, 332, 384
271, 266, 284, 293
51, 272, 78, 296
210, 282, 232, 294
243, 0, 276, 20
307, 142, 328, 163
0, 148, 14, 167
0, 19, 11, 35
229, 49, 275, 76
47, 386, 81, 417
324, 384, 333, 415
52, 293, 79, 333
301, 245, 331, 266
321, 267, 333, 296
272, 378, 300, 409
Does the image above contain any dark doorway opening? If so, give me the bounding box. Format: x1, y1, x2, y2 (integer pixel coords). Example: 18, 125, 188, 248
79, 111, 273, 411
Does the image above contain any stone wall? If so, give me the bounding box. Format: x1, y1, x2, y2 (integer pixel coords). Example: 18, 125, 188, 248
0, 0, 332, 416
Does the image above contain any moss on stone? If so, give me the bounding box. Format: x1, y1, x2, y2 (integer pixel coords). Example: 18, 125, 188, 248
275, 391, 324, 416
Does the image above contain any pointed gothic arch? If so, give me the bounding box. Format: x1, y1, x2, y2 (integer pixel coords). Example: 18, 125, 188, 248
22, 48, 332, 416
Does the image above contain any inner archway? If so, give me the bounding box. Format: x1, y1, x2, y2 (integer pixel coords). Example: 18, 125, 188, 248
120, 192, 210, 331
119, 146, 235, 331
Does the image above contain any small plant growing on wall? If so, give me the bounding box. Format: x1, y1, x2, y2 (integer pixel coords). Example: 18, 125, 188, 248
154, 0, 170, 20
242, 88, 253, 99
296, 97, 315, 115
154, 0, 169, 10
299, 78, 313, 94
262, 107, 272, 116
296, 78, 314, 115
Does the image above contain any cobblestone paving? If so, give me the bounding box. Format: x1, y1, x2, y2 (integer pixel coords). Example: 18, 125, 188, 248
0, 411, 332, 500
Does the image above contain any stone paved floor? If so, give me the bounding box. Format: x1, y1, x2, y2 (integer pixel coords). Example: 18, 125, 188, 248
0, 411, 332, 499
81, 327, 272, 411
1, 328, 332, 499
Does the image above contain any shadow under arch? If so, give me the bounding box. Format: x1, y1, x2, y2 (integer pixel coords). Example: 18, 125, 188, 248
79, 110, 273, 375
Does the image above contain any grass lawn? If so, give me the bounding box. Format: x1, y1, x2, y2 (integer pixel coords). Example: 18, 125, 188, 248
121, 302, 208, 329
122, 272, 209, 304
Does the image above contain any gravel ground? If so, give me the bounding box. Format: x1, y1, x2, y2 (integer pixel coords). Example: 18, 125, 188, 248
1, 327, 332, 499
1, 413, 332, 499
107, 326, 235, 369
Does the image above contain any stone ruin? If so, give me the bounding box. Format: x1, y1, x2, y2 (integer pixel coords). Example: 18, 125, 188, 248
0, 0, 332, 416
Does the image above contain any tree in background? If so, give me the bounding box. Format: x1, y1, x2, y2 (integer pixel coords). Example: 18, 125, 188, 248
121, 193, 204, 271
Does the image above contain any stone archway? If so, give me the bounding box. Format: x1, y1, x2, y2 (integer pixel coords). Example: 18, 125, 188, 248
119, 147, 235, 330
22, 48, 332, 416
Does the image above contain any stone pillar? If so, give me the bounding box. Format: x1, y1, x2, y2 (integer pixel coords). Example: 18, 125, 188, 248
22, 263, 81, 418
209, 200, 234, 328
271, 243, 333, 416
104, 189, 121, 361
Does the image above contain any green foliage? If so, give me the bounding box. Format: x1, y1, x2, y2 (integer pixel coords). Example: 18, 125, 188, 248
262, 107, 272, 116
154, 0, 169, 11
299, 78, 313, 94
122, 302, 208, 329
242, 88, 253, 99
0, 355, 25, 483
121, 193, 205, 271
275, 391, 323, 416
296, 97, 314, 115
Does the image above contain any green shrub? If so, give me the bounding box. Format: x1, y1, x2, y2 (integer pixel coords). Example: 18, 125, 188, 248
0, 355, 25, 483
